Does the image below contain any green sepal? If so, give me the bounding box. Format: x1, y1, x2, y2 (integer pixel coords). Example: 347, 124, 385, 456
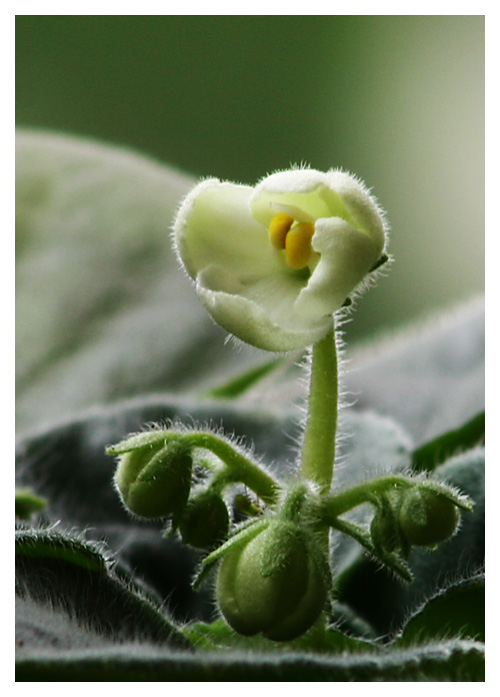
106, 428, 173, 456
193, 517, 270, 591
370, 493, 403, 556
415, 479, 473, 512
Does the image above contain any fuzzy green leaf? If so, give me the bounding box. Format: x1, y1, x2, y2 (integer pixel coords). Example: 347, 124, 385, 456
16, 640, 484, 681
344, 299, 484, 445
201, 358, 285, 399
16, 527, 190, 652
15, 130, 268, 436
411, 411, 485, 473
396, 572, 485, 645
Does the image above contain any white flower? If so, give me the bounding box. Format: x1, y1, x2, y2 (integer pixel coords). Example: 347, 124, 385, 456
173, 168, 388, 351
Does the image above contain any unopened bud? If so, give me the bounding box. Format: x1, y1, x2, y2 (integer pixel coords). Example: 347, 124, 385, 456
179, 490, 230, 550
399, 488, 459, 547
111, 435, 192, 520
216, 520, 328, 641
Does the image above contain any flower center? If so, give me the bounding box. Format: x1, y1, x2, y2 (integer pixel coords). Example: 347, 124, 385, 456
268, 213, 315, 271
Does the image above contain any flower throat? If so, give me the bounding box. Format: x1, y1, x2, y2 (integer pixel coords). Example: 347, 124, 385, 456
268, 213, 315, 271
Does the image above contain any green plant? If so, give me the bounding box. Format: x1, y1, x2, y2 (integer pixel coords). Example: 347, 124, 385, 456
15, 131, 484, 681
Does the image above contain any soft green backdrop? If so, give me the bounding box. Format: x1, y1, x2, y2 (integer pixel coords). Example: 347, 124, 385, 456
16, 15, 484, 342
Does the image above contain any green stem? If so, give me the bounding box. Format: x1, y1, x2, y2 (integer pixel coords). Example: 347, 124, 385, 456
321, 475, 413, 520
300, 326, 338, 493
299, 326, 339, 639
182, 431, 281, 506
331, 516, 413, 583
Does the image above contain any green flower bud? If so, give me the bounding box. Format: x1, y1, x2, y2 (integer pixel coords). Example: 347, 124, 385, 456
179, 490, 230, 550
234, 493, 262, 517
399, 488, 459, 547
216, 520, 328, 641
113, 437, 192, 520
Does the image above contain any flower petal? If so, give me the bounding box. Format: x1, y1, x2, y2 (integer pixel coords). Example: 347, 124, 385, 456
174, 179, 281, 281
294, 217, 382, 318
325, 170, 387, 250
197, 265, 333, 351
251, 169, 349, 228
251, 168, 387, 253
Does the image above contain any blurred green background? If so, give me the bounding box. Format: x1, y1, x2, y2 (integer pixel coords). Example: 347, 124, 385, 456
16, 15, 484, 343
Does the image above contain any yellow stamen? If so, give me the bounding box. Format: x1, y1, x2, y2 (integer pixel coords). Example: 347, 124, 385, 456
269, 213, 294, 250
285, 222, 315, 270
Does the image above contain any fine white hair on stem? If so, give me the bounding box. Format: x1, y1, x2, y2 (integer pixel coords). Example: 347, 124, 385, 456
125, 416, 279, 486
287, 308, 352, 490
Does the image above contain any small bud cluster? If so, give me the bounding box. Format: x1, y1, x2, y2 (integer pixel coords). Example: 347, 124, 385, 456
107, 429, 473, 644
370, 482, 465, 559
108, 429, 230, 550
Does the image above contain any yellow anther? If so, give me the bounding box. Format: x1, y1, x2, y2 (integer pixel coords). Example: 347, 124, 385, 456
285, 222, 315, 270
269, 213, 294, 250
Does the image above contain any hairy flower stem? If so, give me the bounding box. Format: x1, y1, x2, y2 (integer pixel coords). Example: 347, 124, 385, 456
182, 432, 280, 506
300, 325, 338, 494
321, 476, 414, 519
299, 326, 339, 639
